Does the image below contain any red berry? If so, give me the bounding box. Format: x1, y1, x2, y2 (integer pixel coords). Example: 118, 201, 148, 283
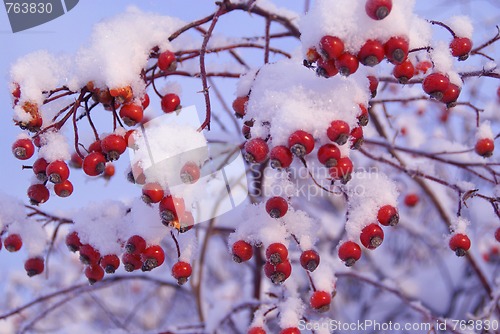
368, 75, 379, 98
377, 205, 399, 226
141, 93, 150, 109
66, 231, 82, 252
495, 227, 500, 242
180, 161, 201, 184
327, 120, 350, 145
365, 0, 392, 20
422, 73, 450, 100
122, 253, 143, 272
335, 52, 359, 76
450, 37, 472, 61
24, 257, 44, 277
449, 233, 471, 257
141, 245, 165, 271
88, 140, 102, 153
316, 58, 338, 78
306, 47, 320, 63
360, 223, 384, 249
338, 241, 362, 266
119, 103, 144, 126
357, 40, 385, 66
233, 96, 249, 118
404, 193, 420, 207
300, 249, 320, 272
416, 60, 432, 74
101, 134, 127, 161
265, 196, 288, 218
85, 265, 105, 285
27, 184, 50, 205
232, 240, 253, 263
475, 138, 495, 158
158, 50, 177, 71
350, 126, 364, 147
288, 130, 315, 157
4, 234, 22, 252
103, 163, 115, 179
100, 254, 120, 274
248, 327, 266, 334
54, 179, 74, 197
393, 58, 415, 84
142, 183, 165, 204
319, 35, 344, 60
244, 138, 269, 163
317, 144, 341, 167
280, 328, 300, 334
125, 235, 147, 254
161, 93, 181, 113
357, 104, 369, 126
82, 152, 106, 176
79, 244, 101, 266
46, 160, 70, 184
159, 195, 186, 225
172, 261, 192, 285
265, 242, 288, 265
310, 290, 331, 312
384, 36, 409, 64
441, 83, 461, 107
11, 82, 21, 105
12, 138, 35, 160
33, 158, 49, 181
270, 146, 293, 169
264, 260, 292, 284
109, 86, 133, 104
178, 211, 195, 233
242, 123, 252, 139
329, 157, 354, 183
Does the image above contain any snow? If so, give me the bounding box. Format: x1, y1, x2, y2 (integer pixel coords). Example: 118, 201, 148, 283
450, 216, 469, 234
429, 41, 455, 74
7, 220, 46, 256
446, 16, 474, 39
0, 193, 26, 232
279, 296, 304, 328
37, 131, 71, 162
477, 121, 493, 140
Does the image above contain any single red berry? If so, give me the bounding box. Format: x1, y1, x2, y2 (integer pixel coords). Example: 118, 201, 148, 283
368, 75, 379, 98
319, 35, 345, 60
288, 130, 315, 157
142, 183, 165, 204
100, 254, 120, 274
306, 47, 320, 63
357, 40, 385, 66
125, 235, 147, 254
103, 163, 115, 180
101, 134, 127, 161
11, 82, 21, 105
82, 152, 106, 176
393, 58, 415, 84
264, 260, 292, 284
441, 83, 461, 107
25, 257, 44, 277
338, 241, 362, 266
141, 93, 150, 109
270, 146, 293, 169
79, 244, 101, 266
158, 50, 177, 71
450, 37, 472, 61
317, 144, 341, 167
178, 211, 195, 233
159, 195, 186, 225
310, 290, 331, 312
350, 126, 364, 149
12, 138, 35, 160
242, 123, 252, 139
449, 233, 471, 257
27, 184, 50, 205
266, 243, 288, 265
172, 261, 192, 285
119, 103, 144, 126
416, 60, 433, 74
377, 205, 399, 226
4, 234, 22, 252
365, 0, 392, 20
280, 328, 300, 334
109, 86, 133, 104
161, 93, 181, 113
329, 157, 354, 183
232, 96, 249, 118
357, 104, 369, 127
327, 120, 350, 145
85, 265, 105, 285
54, 179, 74, 198
265, 197, 288, 218
46, 160, 70, 184
475, 138, 494, 158
122, 253, 143, 272
335, 52, 359, 76
300, 249, 320, 272
232, 240, 253, 263
244, 138, 269, 163
384, 36, 409, 64
422, 73, 450, 100
33, 158, 49, 181
248, 327, 266, 334
66, 231, 82, 252
141, 245, 165, 271
88, 140, 102, 153
316, 58, 338, 78
180, 161, 201, 184
404, 193, 420, 207
360, 223, 385, 249
495, 227, 500, 242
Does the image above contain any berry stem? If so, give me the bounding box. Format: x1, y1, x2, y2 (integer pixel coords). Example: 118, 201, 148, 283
428, 20, 456, 38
